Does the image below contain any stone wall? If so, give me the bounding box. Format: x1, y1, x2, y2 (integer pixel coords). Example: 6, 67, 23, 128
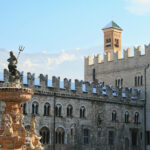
84, 44, 150, 92
84, 43, 150, 150
0, 70, 145, 150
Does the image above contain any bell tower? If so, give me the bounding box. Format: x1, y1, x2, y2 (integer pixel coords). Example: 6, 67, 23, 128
102, 21, 122, 60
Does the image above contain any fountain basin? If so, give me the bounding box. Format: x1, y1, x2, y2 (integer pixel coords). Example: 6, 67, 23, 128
0, 136, 25, 149
0, 87, 34, 103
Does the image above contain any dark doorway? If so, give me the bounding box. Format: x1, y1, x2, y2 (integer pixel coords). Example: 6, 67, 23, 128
125, 138, 129, 150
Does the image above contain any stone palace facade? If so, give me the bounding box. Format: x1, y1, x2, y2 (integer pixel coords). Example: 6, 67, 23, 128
85, 21, 150, 150
0, 21, 148, 150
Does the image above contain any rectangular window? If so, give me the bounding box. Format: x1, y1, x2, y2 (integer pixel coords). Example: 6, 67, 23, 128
108, 131, 114, 145
147, 131, 150, 145
83, 129, 90, 144
93, 69, 95, 81
132, 131, 138, 146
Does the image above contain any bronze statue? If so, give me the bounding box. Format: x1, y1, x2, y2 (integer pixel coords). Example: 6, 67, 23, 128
7, 51, 18, 74
7, 46, 24, 83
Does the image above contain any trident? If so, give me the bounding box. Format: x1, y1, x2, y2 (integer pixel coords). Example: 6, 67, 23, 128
17, 45, 25, 60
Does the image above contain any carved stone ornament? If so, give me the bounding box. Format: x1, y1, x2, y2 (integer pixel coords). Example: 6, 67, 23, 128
2, 114, 13, 136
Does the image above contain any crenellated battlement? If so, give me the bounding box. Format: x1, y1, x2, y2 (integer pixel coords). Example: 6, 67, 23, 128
85, 44, 150, 66
27, 72, 35, 87
0, 69, 144, 103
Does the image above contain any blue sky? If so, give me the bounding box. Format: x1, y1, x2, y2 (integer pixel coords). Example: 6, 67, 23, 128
0, 0, 150, 80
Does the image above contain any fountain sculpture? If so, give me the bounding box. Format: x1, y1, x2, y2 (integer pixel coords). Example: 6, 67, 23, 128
0, 47, 43, 150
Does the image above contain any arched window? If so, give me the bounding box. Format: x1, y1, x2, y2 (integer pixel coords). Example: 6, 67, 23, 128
80, 106, 86, 118
135, 75, 143, 87
138, 76, 140, 86
70, 128, 74, 136
135, 112, 139, 124
118, 79, 120, 87
141, 75, 143, 86
44, 103, 50, 116
21, 103, 27, 115
121, 78, 123, 87
56, 127, 65, 144
40, 127, 50, 144
115, 80, 117, 87
32, 102, 39, 114
135, 76, 137, 86
125, 111, 129, 123
112, 110, 117, 121
116, 78, 123, 87
67, 105, 73, 117
70, 123, 76, 137
55, 104, 62, 117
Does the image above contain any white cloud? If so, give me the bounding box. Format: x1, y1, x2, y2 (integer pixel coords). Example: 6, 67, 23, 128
75, 48, 80, 51
42, 50, 47, 54
55, 52, 76, 65
128, 0, 150, 3
0, 44, 148, 81
135, 0, 150, 3
0, 46, 102, 80
2, 63, 7, 68
125, 0, 150, 15
23, 60, 38, 68
48, 58, 52, 65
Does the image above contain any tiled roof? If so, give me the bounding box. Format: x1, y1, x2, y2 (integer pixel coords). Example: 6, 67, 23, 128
103, 21, 122, 30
